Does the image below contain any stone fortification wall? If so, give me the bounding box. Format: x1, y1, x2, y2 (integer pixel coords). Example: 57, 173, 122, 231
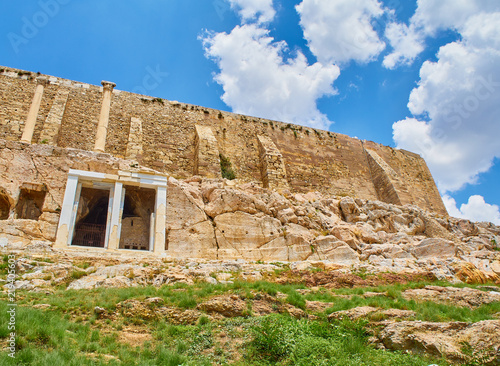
0, 66, 447, 215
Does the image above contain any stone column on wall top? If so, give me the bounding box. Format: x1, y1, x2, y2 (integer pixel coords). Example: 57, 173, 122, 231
93, 80, 116, 153
20, 76, 49, 144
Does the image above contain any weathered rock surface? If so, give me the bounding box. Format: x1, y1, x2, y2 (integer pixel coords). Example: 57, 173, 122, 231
327, 306, 416, 321
197, 295, 247, 317
2, 146, 500, 279
377, 320, 500, 364
402, 285, 500, 308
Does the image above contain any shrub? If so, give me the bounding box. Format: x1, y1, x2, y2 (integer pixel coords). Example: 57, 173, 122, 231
219, 154, 236, 180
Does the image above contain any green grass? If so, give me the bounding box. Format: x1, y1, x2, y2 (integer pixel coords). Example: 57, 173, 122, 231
1, 279, 498, 365
248, 314, 446, 366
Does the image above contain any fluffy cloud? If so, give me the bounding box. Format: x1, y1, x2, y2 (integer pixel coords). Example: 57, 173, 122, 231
296, 0, 386, 64
393, 12, 500, 193
384, 0, 500, 68
201, 24, 339, 129
391, 4, 500, 224
443, 195, 500, 225
383, 22, 424, 69
229, 0, 276, 23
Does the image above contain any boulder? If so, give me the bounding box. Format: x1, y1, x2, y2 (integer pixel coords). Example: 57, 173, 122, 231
215, 211, 281, 260
339, 197, 361, 222
378, 320, 500, 364
328, 306, 415, 321
197, 295, 247, 317
205, 188, 269, 217
411, 238, 457, 259
312, 236, 359, 265
402, 285, 500, 308
167, 179, 208, 231
167, 220, 218, 259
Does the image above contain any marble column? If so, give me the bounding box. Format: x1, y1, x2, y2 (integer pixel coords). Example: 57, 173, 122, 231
21, 76, 49, 144
93, 80, 116, 152
54, 174, 80, 248
107, 182, 124, 250
153, 186, 167, 254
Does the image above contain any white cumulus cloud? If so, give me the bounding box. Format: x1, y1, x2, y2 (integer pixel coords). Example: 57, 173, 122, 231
296, 0, 386, 64
383, 22, 424, 69
393, 12, 500, 192
384, 0, 500, 68
443, 194, 500, 225
229, 0, 276, 23
392, 4, 500, 225
201, 24, 339, 129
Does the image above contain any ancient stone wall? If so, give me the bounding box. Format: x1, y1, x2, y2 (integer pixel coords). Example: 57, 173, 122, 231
0, 66, 447, 215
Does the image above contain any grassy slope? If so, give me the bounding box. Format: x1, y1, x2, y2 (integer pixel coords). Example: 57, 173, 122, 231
1, 277, 499, 366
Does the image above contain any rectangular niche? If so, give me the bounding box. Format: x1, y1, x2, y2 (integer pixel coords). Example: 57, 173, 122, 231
71, 187, 110, 248
119, 186, 156, 251
15, 183, 47, 220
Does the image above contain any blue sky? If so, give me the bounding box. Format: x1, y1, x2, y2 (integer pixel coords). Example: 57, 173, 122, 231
1, 0, 499, 224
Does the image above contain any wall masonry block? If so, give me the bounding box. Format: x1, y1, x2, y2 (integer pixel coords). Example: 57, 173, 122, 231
257, 135, 289, 190
126, 117, 143, 160
194, 124, 221, 178
39, 86, 70, 145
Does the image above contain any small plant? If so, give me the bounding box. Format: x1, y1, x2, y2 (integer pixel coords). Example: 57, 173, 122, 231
218, 111, 223, 119
40, 139, 48, 144
197, 315, 210, 326
153, 97, 164, 105
491, 238, 499, 250
293, 130, 298, 139
281, 227, 288, 239
70, 269, 87, 281
305, 129, 310, 135
460, 341, 496, 366
219, 154, 236, 180
126, 269, 135, 279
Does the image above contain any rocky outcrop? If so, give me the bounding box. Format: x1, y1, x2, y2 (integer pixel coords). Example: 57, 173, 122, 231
402, 285, 500, 308
377, 320, 500, 364
327, 306, 416, 321
1, 142, 499, 282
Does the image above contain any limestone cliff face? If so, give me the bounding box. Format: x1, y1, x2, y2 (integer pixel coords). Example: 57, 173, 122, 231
0, 66, 446, 215
0, 140, 498, 280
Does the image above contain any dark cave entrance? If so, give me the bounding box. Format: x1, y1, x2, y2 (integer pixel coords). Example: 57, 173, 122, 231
71, 187, 110, 248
